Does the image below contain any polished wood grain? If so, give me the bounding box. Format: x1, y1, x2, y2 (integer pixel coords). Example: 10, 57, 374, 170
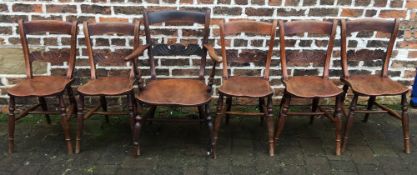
275, 19, 343, 156
127, 10, 213, 157
76, 22, 141, 154
210, 19, 277, 158
7, 20, 78, 154
340, 18, 410, 154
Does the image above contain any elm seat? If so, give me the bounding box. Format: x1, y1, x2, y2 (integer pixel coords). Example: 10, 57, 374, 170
137, 79, 211, 106
77, 77, 134, 96
341, 75, 408, 96
7, 76, 72, 97
283, 76, 343, 98
218, 76, 273, 98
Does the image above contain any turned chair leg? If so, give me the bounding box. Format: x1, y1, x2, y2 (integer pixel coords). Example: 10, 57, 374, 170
38, 97, 51, 124
128, 93, 137, 140
342, 94, 358, 152
274, 93, 291, 146
334, 95, 343, 155
211, 94, 225, 159
265, 95, 275, 156
225, 96, 232, 125
310, 98, 319, 124
76, 94, 85, 154
67, 86, 77, 116
8, 95, 16, 154
100, 96, 109, 123
401, 93, 411, 154
362, 96, 376, 123
58, 94, 73, 154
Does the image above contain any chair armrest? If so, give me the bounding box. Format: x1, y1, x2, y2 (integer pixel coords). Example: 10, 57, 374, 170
124, 44, 151, 61
203, 44, 222, 63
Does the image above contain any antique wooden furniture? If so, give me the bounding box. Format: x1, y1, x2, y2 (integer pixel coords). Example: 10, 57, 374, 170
7, 20, 78, 154
76, 22, 146, 153
206, 19, 277, 158
340, 19, 410, 153
274, 20, 344, 155
123, 10, 213, 156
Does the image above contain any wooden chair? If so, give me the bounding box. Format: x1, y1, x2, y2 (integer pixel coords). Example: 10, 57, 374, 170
123, 10, 213, 156
75, 22, 146, 153
7, 20, 78, 154
340, 19, 410, 153
274, 20, 344, 155
206, 19, 277, 158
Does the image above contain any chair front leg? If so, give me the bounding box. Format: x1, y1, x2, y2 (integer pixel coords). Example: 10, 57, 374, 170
334, 95, 343, 156
211, 94, 225, 159
265, 95, 275, 156
8, 95, 16, 154
363, 96, 375, 123
401, 93, 411, 154
38, 97, 51, 124
274, 93, 290, 144
75, 94, 85, 154
58, 94, 73, 154
128, 93, 137, 140
132, 96, 144, 157
341, 94, 358, 152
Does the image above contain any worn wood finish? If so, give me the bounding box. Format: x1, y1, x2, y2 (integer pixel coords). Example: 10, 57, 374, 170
7, 20, 78, 154
275, 20, 343, 156
209, 19, 277, 158
128, 10, 213, 157
76, 22, 141, 154
340, 18, 410, 154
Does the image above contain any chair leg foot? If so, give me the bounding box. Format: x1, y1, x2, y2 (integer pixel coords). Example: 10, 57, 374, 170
342, 94, 358, 153
59, 95, 73, 154
75, 95, 84, 154
211, 94, 225, 159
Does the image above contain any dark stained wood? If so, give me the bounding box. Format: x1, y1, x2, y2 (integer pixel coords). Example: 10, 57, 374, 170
127, 10, 213, 157
275, 19, 343, 156
137, 79, 211, 106
210, 19, 277, 158
7, 20, 78, 154
340, 18, 410, 154
76, 22, 141, 154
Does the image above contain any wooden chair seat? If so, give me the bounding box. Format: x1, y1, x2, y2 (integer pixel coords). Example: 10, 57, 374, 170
218, 76, 273, 98
137, 79, 211, 106
7, 76, 72, 97
77, 77, 134, 96
284, 76, 342, 98
341, 75, 408, 96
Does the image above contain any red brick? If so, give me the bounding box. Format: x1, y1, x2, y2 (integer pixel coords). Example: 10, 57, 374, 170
269, 0, 281, 5
81, 4, 111, 14
341, 8, 363, 17
99, 17, 129, 22
13, 3, 42, 13
399, 41, 417, 49
379, 10, 407, 18
406, 0, 417, 8
0, 4, 7, 12
309, 8, 339, 16
46, 4, 77, 13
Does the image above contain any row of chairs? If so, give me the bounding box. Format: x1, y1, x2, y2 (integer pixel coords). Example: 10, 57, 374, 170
6, 10, 410, 158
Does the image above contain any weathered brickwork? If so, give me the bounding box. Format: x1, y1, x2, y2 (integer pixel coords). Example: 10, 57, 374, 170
0, 0, 416, 108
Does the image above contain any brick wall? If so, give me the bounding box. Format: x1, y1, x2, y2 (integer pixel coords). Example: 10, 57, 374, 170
0, 0, 416, 109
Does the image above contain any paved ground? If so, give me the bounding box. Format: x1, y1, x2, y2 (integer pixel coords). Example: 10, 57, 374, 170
0, 105, 416, 175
